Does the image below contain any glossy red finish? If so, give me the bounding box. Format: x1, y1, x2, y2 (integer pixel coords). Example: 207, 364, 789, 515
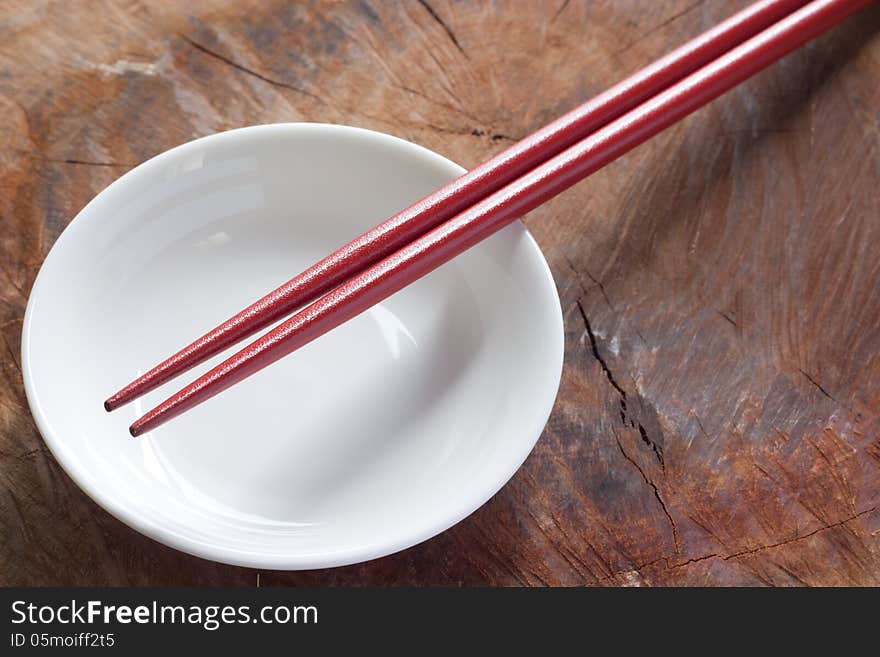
129, 0, 871, 436
106, 0, 811, 412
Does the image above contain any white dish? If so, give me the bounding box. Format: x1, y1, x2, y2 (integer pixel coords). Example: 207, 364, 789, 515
22, 123, 563, 569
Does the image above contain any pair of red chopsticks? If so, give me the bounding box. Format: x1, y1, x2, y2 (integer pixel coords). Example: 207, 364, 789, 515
106, 0, 870, 436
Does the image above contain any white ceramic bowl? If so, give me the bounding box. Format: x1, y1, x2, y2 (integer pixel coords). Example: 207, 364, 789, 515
22, 124, 563, 569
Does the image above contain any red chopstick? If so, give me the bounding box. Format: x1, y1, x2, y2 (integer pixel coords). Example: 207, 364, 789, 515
104, 0, 811, 412
128, 0, 870, 436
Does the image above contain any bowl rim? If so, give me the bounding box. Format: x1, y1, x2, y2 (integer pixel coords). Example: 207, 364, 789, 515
21, 122, 564, 569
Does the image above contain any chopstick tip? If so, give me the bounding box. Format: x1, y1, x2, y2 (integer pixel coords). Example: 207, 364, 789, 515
129, 424, 142, 437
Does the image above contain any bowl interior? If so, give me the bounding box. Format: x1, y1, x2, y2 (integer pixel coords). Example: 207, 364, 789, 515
22, 124, 563, 568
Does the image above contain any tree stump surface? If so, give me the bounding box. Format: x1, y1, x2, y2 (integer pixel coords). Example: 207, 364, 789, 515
1, 0, 879, 586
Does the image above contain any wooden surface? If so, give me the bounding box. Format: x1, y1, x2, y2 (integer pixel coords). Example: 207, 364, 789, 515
2, 0, 879, 586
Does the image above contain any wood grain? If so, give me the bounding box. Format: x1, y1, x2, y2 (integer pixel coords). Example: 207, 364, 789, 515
1, 0, 878, 586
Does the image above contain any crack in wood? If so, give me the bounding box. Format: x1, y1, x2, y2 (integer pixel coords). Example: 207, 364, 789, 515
721, 506, 877, 561
416, 0, 468, 58
576, 300, 665, 468
602, 505, 880, 583
614, 0, 706, 56
563, 256, 614, 312
797, 368, 838, 403
12, 149, 134, 168
392, 82, 483, 124
49, 158, 131, 168
614, 435, 680, 551
715, 308, 737, 327
576, 300, 626, 398
551, 0, 572, 23
179, 33, 324, 103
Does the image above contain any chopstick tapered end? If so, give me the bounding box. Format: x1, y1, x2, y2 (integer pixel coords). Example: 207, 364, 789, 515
104, 390, 130, 412
130, 412, 161, 436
